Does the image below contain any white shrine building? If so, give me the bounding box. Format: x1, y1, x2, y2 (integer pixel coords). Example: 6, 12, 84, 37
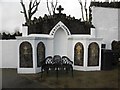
0, 2, 119, 74
17, 4, 103, 73
17, 21, 102, 73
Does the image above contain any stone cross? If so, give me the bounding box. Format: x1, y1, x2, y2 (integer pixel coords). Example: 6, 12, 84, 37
57, 5, 64, 14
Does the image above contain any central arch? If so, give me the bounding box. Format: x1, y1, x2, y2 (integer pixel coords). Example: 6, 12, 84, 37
54, 27, 67, 56
49, 21, 71, 37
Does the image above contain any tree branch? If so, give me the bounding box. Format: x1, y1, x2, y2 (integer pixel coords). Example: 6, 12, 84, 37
29, 0, 40, 20
53, 0, 58, 14
20, 0, 40, 26
20, 0, 28, 23
31, 0, 40, 10
47, 0, 51, 15
31, 6, 38, 15
28, 0, 32, 20
51, 1, 54, 13
84, 0, 88, 21
50, 0, 58, 14
78, 0, 85, 21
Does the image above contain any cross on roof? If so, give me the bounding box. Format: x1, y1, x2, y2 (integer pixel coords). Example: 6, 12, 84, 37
57, 5, 64, 14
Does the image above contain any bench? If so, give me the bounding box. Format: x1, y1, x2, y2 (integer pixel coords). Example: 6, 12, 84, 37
41, 55, 73, 78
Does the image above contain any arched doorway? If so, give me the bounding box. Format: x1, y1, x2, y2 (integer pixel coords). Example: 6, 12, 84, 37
19, 41, 33, 68
54, 27, 67, 56
74, 42, 84, 66
37, 42, 45, 67
88, 42, 99, 66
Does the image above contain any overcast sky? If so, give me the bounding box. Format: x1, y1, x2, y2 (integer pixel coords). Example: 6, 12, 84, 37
0, 0, 118, 33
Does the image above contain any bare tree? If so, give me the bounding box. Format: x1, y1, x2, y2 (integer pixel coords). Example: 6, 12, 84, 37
51, 0, 58, 14
84, 0, 88, 21
20, 0, 41, 26
47, 0, 52, 15
46, 0, 58, 15
78, 0, 85, 21
78, 0, 91, 22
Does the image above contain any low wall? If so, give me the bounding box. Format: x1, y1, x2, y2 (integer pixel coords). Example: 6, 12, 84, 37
0, 40, 18, 68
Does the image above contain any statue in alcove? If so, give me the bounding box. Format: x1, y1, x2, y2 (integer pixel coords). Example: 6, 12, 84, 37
37, 42, 45, 67
20, 42, 33, 68
88, 43, 99, 66
74, 42, 84, 66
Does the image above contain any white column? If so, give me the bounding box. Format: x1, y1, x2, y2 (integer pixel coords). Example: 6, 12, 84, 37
98, 43, 102, 70
91, 28, 96, 38
17, 40, 21, 73
22, 26, 28, 37
84, 40, 88, 71
72, 40, 75, 67
31, 40, 37, 73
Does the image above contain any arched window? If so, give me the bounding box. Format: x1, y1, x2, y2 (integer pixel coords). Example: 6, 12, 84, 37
74, 42, 84, 66
37, 42, 45, 67
88, 42, 99, 66
19, 41, 33, 68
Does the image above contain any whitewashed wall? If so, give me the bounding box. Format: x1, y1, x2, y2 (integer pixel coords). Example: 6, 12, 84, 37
118, 9, 120, 41
0, 40, 18, 68
92, 7, 119, 49
46, 39, 54, 57
0, 41, 2, 68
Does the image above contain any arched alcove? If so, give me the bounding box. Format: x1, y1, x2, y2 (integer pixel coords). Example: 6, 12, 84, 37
74, 42, 84, 66
19, 41, 33, 68
54, 27, 67, 56
37, 42, 45, 67
88, 42, 99, 66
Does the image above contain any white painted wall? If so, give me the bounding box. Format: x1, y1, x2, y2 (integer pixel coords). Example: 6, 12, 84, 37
0, 41, 2, 68
46, 39, 54, 57
92, 7, 119, 49
0, 40, 18, 68
67, 39, 73, 61
118, 9, 120, 41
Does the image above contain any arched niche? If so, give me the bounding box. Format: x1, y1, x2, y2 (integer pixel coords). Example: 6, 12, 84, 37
54, 27, 67, 56
88, 42, 99, 66
37, 42, 45, 67
19, 41, 33, 68
74, 42, 84, 66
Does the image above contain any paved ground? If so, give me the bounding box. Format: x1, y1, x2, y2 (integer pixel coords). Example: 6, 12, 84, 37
2, 69, 47, 89
1, 64, 120, 89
